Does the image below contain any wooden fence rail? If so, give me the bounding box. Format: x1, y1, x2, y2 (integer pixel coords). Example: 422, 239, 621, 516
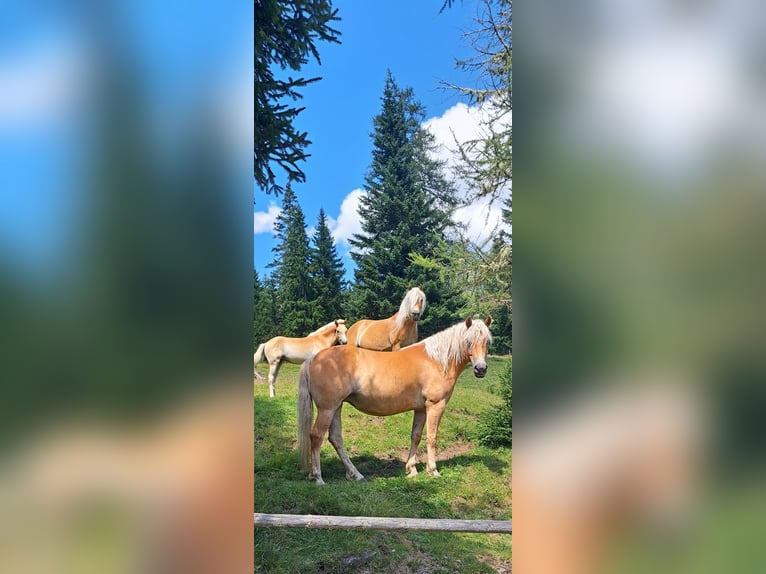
254, 513, 512, 534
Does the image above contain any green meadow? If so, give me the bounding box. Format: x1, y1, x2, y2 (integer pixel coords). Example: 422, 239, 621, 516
254, 357, 512, 573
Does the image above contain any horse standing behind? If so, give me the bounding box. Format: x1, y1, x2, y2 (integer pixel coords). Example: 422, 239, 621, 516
298, 316, 493, 484
254, 319, 348, 398
346, 286, 426, 351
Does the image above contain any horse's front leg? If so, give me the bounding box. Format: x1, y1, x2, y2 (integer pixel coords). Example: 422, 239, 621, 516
328, 406, 365, 481
267, 359, 282, 398
405, 410, 426, 477
425, 400, 447, 477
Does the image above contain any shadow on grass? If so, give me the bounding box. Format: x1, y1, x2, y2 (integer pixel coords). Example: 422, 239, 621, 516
439, 452, 509, 475
351, 454, 409, 479
344, 451, 509, 480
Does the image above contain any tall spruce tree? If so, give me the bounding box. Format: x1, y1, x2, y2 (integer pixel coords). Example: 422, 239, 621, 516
261, 273, 281, 338
254, 269, 279, 348
268, 185, 314, 335
309, 209, 346, 322
349, 72, 462, 335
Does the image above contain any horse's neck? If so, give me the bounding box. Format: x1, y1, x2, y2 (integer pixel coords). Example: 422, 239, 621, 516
314, 330, 335, 347
390, 312, 411, 330
445, 354, 471, 382
447, 357, 471, 385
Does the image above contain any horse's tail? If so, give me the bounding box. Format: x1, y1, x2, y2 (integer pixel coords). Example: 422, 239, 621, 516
253, 343, 266, 364
297, 355, 315, 471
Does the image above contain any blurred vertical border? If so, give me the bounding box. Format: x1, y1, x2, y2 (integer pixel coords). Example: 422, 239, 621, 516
515, 0, 766, 572
0, 1, 254, 572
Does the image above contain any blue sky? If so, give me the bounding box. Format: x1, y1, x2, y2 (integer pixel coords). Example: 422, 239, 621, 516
254, 0, 496, 280
0, 1, 495, 283
0, 1, 250, 279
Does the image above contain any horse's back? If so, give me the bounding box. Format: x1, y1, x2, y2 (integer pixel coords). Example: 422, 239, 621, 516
347, 318, 393, 351
264, 335, 313, 363
346, 320, 368, 347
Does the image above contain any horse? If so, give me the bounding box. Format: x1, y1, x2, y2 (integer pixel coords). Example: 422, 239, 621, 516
254, 319, 348, 398
346, 286, 426, 351
298, 316, 492, 484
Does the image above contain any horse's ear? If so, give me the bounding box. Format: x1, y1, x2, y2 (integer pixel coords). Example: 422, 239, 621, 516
485, 315, 493, 327
334, 320, 339, 326
465, 317, 473, 328
418, 284, 423, 290
407, 285, 412, 290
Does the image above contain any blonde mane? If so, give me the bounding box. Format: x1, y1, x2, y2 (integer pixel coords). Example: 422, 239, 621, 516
422, 320, 493, 372
393, 287, 427, 330
308, 320, 345, 337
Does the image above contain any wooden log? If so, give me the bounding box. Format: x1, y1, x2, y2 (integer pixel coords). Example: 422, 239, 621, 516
254, 513, 512, 534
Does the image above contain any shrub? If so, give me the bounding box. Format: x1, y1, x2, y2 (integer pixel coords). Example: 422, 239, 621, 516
478, 359, 512, 447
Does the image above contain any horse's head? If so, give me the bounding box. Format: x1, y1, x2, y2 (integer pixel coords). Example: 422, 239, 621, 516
465, 316, 493, 378
405, 285, 427, 321
334, 319, 348, 345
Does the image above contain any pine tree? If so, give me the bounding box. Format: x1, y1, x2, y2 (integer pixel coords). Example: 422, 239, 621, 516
478, 358, 512, 447
349, 72, 463, 335
309, 209, 346, 322
492, 194, 512, 353
268, 185, 314, 335
255, 0, 340, 194
261, 273, 281, 338
254, 269, 279, 347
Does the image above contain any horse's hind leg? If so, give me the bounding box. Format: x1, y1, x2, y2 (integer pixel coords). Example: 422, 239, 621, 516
405, 410, 426, 477
328, 406, 365, 481
309, 408, 335, 485
267, 359, 282, 398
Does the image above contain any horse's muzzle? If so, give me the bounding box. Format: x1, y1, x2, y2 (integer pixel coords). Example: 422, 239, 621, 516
473, 365, 488, 378
411, 312, 421, 321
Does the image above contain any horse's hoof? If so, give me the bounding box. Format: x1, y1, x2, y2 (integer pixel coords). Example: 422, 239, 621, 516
355, 475, 367, 482
314, 478, 325, 485
429, 470, 442, 478
406, 470, 418, 478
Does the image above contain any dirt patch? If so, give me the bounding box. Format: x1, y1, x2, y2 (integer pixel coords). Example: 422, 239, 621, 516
395, 439, 475, 464
356, 548, 446, 574
478, 554, 512, 573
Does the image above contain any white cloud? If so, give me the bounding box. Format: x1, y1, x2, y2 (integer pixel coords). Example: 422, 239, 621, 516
452, 195, 507, 246
253, 203, 281, 234
423, 101, 512, 189
579, 35, 735, 173
0, 36, 89, 127
217, 45, 254, 155
423, 102, 512, 245
330, 188, 366, 246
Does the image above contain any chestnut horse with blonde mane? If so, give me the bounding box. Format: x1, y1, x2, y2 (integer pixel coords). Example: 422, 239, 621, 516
346, 286, 426, 351
254, 320, 348, 398
298, 316, 492, 484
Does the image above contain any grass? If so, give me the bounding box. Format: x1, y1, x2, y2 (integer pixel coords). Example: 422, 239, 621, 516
254, 356, 512, 573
